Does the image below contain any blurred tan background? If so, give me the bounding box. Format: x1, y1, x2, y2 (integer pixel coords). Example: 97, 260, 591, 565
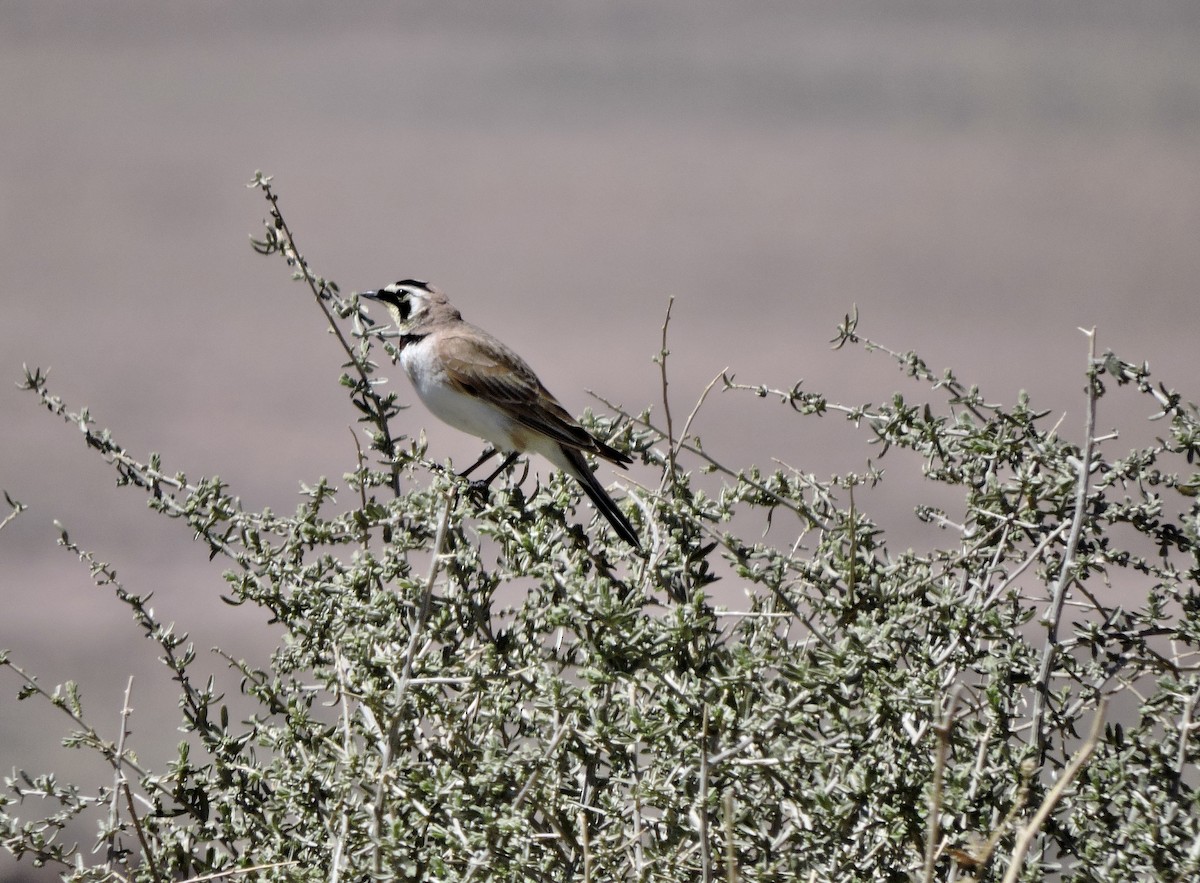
2, 2, 1198, 878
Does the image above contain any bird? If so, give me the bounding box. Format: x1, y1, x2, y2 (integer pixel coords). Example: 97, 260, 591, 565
359, 279, 641, 549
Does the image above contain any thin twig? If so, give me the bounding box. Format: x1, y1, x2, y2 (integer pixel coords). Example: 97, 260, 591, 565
590, 391, 808, 521
658, 297, 677, 481
1001, 698, 1108, 883
123, 780, 162, 883
512, 716, 575, 811
836, 328, 993, 424
922, 685, 963, 883
253, 176, 369, 399
329, 647, 355, 883
625, 486, 663, 557
397, 485, 458, 696
106, 676, 136, 872
982, 521, 1071, 610
654, 367, 728, 504
629, 681, 647, 878
966, 521, 1011, 605
1030, 328, 1098, 759
579, 809, 593, 883
846, 484, 857, 599
699, 705, 713, 883
250, 173, 402, 494
374, 485, 458, 877
349, 426, 371, 547
20, 378, 352, 589
0, 658, 168, 800
1173, 680, 1200, 798
676, 370, 727, 468
723, 789, 739, 883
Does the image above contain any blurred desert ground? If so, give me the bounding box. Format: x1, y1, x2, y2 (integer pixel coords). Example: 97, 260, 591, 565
1, 1, 1198, 878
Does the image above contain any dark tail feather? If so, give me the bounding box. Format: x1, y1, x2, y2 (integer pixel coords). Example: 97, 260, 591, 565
593, 437, 633, 467
562, 447, 641, 549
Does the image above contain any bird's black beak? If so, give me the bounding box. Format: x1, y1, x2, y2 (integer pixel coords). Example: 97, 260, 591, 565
356, 290, 383, 328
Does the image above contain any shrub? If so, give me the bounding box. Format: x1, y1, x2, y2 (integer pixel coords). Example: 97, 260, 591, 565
3, 174, 1198, 882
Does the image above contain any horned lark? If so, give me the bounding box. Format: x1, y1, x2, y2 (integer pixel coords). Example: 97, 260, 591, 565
360, 280, 640, 549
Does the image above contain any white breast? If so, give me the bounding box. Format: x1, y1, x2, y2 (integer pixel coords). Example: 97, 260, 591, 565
400, 337, 524, 452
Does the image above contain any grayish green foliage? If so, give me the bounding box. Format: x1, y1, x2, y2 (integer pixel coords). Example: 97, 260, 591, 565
2, 175, 1199, 881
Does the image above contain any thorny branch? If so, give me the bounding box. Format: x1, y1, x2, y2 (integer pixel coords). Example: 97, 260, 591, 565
248, 171, 404, 495
1030, 328, 1099, 759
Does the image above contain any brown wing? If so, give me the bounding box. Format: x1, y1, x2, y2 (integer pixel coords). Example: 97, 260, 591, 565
437, 327, 604, 455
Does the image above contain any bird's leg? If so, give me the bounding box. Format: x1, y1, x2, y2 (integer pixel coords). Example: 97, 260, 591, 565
474, 451, 520, 490
459, 449, 520, 500
458, 448, 500, 479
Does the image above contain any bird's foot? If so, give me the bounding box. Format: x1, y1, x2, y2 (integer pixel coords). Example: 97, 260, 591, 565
465, 478, 493, 504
